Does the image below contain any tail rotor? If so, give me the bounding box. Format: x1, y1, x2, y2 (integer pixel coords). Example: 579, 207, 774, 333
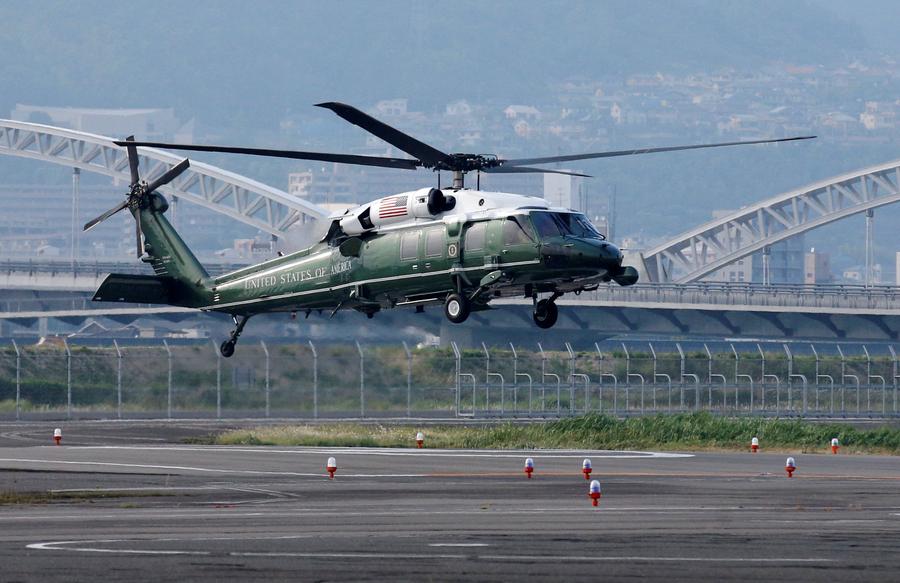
83, 136, 190, 257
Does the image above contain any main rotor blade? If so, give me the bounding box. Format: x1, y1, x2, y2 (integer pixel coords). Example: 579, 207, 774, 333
83, 199, 129, 232
145, 158, 191, 194
485, 165, 591, 178
315, 102, 449, 166
124, 135, 140, 185
112, 140, 421, 170
502, 135, 816, 167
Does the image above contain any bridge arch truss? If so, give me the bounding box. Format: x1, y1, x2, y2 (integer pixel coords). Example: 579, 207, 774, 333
0, 120, 326, 236
643, 159, 900, 283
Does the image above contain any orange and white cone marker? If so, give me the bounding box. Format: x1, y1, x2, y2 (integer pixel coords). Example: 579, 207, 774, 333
750, 437, 759, 453
831, 437, 840, 454
326, 456, 337, 479
53, 428, 61, 446
588, 480, 602, 506
524, 457, 534, 479
416, 431, 425, 449
785, 456, 796, 478
582, 458, 592, 480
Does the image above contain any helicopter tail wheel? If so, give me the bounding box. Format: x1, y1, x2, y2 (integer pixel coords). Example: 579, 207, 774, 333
444, 293, 470, 324
533, 299, 559, 329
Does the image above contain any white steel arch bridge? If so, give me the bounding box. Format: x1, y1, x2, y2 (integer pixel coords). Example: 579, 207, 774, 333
642, 158, 900, 283
0, 120, 326, 236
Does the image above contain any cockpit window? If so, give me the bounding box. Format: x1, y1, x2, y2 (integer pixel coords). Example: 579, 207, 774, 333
529, 211, 605, 240
558, 213, 606, 239
530, 212, 562, 239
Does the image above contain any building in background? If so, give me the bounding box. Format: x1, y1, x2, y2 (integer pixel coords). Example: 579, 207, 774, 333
804, 248, 833, 284
896, 252, 900, 285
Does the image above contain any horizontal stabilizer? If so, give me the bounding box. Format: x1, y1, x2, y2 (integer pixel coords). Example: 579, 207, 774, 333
92, 274, 175, 304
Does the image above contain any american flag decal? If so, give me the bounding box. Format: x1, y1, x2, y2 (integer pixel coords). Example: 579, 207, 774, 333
378, 195, 408, 219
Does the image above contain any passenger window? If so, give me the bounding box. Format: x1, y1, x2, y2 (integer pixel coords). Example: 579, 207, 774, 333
502, 218, 533, 245
425, 229, 444, 257
400, 231, 419, 260
464, 222, 485, 252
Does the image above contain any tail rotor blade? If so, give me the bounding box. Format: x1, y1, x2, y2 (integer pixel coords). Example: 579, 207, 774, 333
83, 199, 129, 232
135, 210, 143, 257
124, 135, 140, 185
145, 158, 190, 194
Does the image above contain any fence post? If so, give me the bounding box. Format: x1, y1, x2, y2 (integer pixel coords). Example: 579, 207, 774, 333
402, 341, 412, 418
565, 342, 576, 414
308, 340, 318, 419
811, 343, 821, 413
481, 342, 491, 414
63, 339, 72, 420
113, 340, 123, 420
162, 340, 172, 420
510, 343, 519, 413
890, 345, 899, 414
731, 344, 755, 413
784, 344, 794, 413
759, 344, 776, 413
675, 343, 699, 410
622, 343, 642, 414
11, 340, 20, 421
863, 345, 885, 416
211, 340, 221, 420
648, 343, 670, 412
260, 340, 270, 418
538, 342, 560, 414
355, 341, 365, 418
451, 341, 462, 417
810, 344, 834, 415
784, 344, 808, 415
594, 343, 617, 415
837, 345, 859, 414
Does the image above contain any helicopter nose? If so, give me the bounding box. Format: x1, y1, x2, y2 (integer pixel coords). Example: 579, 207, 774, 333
599, 242, 623, 265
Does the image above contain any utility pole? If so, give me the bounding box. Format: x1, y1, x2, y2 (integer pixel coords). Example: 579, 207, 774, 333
71, 167, 80, 264
865, 209, 874, 288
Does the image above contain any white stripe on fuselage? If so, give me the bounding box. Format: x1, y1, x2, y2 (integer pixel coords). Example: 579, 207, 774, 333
203, 260, 542, 311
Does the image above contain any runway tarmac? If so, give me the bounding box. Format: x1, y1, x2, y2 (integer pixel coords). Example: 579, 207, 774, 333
1, 422, 900, 581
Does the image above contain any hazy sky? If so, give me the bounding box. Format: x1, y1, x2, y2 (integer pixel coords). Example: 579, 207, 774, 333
1, 0, 896, 132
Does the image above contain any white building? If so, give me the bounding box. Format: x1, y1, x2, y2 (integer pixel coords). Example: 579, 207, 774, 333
543, 172, 585, 211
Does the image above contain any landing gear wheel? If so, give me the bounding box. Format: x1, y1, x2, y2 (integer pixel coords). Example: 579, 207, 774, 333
444, 293, 470, 324
220, 340, 236, 358
533, 299, 558, 329
219, 314, 251, 358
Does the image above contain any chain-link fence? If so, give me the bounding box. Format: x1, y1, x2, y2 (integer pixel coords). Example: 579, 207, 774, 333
0, 339, 897, 420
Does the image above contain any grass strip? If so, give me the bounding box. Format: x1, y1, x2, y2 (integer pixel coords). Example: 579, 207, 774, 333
213, 412, 900, 454
0, 490, 173, 505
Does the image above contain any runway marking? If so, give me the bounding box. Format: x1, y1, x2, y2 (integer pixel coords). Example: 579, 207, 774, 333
69, 445, 694, 459
429, 543, 490, 547
0, 457, 420, 478
479, 555, 835, 563
25, 540, 835, 563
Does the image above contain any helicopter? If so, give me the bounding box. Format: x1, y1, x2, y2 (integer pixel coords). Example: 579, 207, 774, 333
84, 102, 814, 357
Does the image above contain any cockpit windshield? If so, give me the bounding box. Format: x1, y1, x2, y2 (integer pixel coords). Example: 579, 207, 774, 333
529, 211, 606, 240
